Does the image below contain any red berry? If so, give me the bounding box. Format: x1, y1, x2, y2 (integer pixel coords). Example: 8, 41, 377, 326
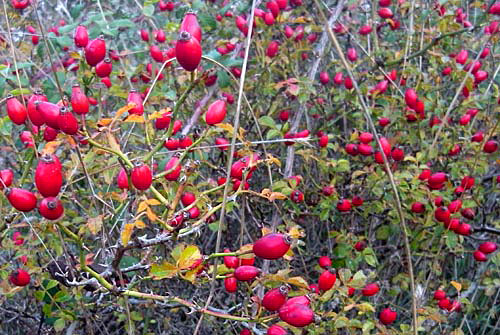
224, 276, 238, 293
38, 197, 64, 220
347, 47, 357, 62
322, 185, 335, 196
379, 308, 397, 325
438, 298, 451, 310
345, 143, 359, 156
404, 89, 418, 109
411, 202, 425, 213
131, 164, 152, 191
180, 12, 202, 43
479, 242, 497, 254
267, 324, 288, 335
95, 58, 113, 77
354, 240, 367, 251
434, 290, 446, 300
434, 207, 450, 223
234, 265, 260, 281
35, 154, 63, 197
262, 286, 289, 311
473, 250, 487, 262
140, 29, 149, 42
266, 0, 280, 18
117, 168, 129, 189
0, 169, 14, 190
27, 90, 48, 126
318, 256, 332, 268
223, 249, 239, 269
318, 269, 336, 291
155, 112, 172, 130
43, 126, 59, 142
455, 49, 468, 65
359, 132, 373, 144
11, 0, 30, 10
253, 233, 292, 260
358, 143, 373, 156
461, 208, 475, 220
5, 188, 37, 212
483, 140, 498, 153
290, 190, 304, 203
455, 223, 471, 236
127, 90, 144, 116
74, 25, 89, 48
71, 84, 90, 115
391, 147, 404, 161
9, 269, 30, 286
58, 107, 79, 135
378, 7, 393, 18
362, 283, 379, 296
6, 95, 27, 125
164, 156, 182, 181
205, 100, 227, 125
278, 303, 314, 327
337, 199, 352, 212
175, 31, 202, 72
319, 71, 329, 85
448, 199, 462, 213
85, 37, 106, 67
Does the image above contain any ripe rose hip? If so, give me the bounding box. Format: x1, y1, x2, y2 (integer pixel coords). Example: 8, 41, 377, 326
411, 202, 425, 213
71, 84, 90, 115
164, 156, 182, 181
224, 276, 237, 293
85, 36, 106, 67
9, 269, 30, 286
434, 290, 446, 300
379, 308, 397, 325
131, 163, 152, 191
278, 303, 314, 327
0, 169, 14, 190
479, 242, 497, 254
362, 283, 379, 296
234, 265, 260, 281
438, 298, 451, 310
223, 249, 239, 268
318, 256, 332, 268
5, 188, 37, 212
205, 99, 227, 125
262, 286, 289, 311
38, 197, 64, 220
253, 233, 292, 260
473, 250, 487, 262
127, 90, 144, 116
354, 240, 366, 251
6, 95, 27, 125
117, 168, 129, 189
267, 324, 288, 335
318, 269, 336, 291
483, 140, 498, 153
337, 199, 352, 212
35, 154, 63, 197
175, 31, 202, 72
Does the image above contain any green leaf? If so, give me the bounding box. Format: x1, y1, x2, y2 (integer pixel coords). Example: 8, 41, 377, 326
217, 70, 230, 89
150, 261, 178, 280
54, 318, 65, 332
335, 159, 350, 172
333, 243, 351, 258
10, 88, 31, 96
109, 19, 136, 29
259, 116, 276, 129
376, 225, 390, 240
266, 129, 281, 140
143, 4, 155, 17
198, 13, 217, 31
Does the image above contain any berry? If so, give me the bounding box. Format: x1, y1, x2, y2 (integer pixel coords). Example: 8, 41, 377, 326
58, 107, 79, 135
379, 308, 397, 325
362, 283, 380, 296
180, 12, 202, 43
131, 164, 153, 191
38, 197, 64, 220
117, 168, 129, 189
224, 276, 237, 292
127, 90, 144, 116
71, 84, 90, 115
262, 286, 289, 311
181, 192, 196, 206
473, 250, 487, 262
85, 37, 106, 67
0, 169, 14, 190
175, 31, 202, 72
35, 154, 63, 197
318, 256, 332, 268
205, 100, 227, 125
234, 265, 260, 281
253, 233, 292, 260
478, 242, 497, 254
318, 269, 336, 291
9, 269, 30, 286
5, 188, 37, 212
74, 25, 89, 48
434, 290, 446, 300
164, 156, 182, 181
411, 202, 425, 213
6, 95, 27, 125
267, 324, 288, 335
223, 249, 239, 268
337, 199, 352, 212
278, 303, 314, 327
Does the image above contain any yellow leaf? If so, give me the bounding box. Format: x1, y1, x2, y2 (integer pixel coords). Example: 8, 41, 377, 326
116, 103, 136, 118
217, 123, 234, 133
135, 220, 146, 229
266, 154, 281, 167
288, 226, 305, 238
124, 114, 145, 123
145, 199, 161, 206
146, 207, 159, 222
87, 215, 103, 235
451, 281, 462, 292
121, 223, 135, 246
177, 245, 202, 270
69, 51, 81, 59
286, 276, 310, 289
261, 227, 272, 236
181, 268, 198, 283
42, 141, 61, 155
98, 118, 113, 127
150, 261, 178, 280
137, 201, 148, 213
357, 303, 375, 313
148, 109, 169, 120
269, 192, 287, 201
